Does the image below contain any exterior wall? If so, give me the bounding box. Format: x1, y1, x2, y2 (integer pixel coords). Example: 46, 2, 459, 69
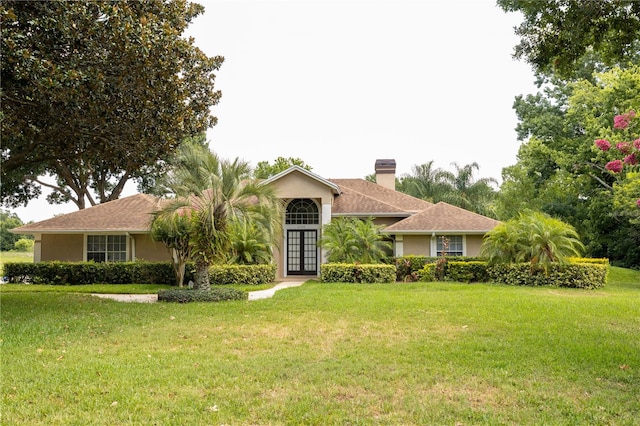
270, 172, 335, 279
465, 234, 484, 257
402, 235, 432, 256
41, 234, 84, 261
270, 172, 334, 205
132, 234, 169, 262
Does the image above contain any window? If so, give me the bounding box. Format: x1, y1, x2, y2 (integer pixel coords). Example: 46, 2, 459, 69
436, 235, 463, 256
87, 235, 127, 262
286, 199, 319, 224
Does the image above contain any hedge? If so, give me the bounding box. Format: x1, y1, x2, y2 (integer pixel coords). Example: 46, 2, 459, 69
487, 263, 608, 289
320, 263, 397, 283
3, 261, 176, 285
209, 264, 276, 285
417, 259, 608, 288
3, 261, 276, 286
158, 287, 247, 303
392, 255, 484, 281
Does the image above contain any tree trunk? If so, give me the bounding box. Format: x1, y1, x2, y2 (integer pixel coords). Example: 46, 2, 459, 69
193, 259, 211, 290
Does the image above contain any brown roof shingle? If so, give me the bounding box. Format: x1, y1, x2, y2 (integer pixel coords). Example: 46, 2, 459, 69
329, 179, 432, 216
13, 194, 162, 233
383, 201, 500, 233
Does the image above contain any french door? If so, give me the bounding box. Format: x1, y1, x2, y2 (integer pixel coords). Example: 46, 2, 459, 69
287, 230, 317, 275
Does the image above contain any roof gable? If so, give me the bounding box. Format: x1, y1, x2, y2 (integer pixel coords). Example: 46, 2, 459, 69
383, 201, 501, 233
329, 179, 432, 216
262, 166, 340, 194
12, 194, 162, 233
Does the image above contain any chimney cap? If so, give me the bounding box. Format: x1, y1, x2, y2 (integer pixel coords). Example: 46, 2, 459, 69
375, 159, 396, 170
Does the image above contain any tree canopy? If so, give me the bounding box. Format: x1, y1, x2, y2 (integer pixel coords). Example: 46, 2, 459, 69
253, 157, 312, 179
495, 64, 640, 267
1, 0, 223, 209
498, 0, 640, 78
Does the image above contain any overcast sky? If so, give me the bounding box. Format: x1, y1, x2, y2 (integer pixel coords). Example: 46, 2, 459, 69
11, 0, 538, 223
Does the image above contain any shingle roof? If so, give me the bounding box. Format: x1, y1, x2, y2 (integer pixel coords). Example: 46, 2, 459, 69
383, 201, 501, 233
329, 179, 432, 216
13, 194, 162, 233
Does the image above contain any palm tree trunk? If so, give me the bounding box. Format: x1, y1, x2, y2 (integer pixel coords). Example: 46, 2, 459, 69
194, 259, 211, 290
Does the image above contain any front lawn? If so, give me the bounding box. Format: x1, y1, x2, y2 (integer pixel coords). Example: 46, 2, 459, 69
1, 267, 639, 425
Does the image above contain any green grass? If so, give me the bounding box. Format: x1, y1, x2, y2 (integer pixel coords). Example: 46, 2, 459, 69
1, 267, 639, 425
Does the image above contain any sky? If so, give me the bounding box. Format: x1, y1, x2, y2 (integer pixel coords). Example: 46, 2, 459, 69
11, 0, 538, 224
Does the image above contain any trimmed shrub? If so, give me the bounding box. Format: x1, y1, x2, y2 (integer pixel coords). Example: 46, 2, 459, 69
158, 287, 247, 303
446, 261, 490, 283
392, 256, 485, 281
14, 238, 34, 252
3, 261, 177, 285
417, 263, 436, 282
487, 262, 608, 289
320, 263, 396, 283
209, 264, 276, 285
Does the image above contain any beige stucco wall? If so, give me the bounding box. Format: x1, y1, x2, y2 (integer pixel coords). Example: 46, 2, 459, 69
465, 234, 484, 257
402, 235, 432, 256
41, 234, 84, 262
270, 172, 334, 204
132, 234, 169, 262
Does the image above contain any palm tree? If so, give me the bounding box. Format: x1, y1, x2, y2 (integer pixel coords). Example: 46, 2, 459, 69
228, 218, 273, 265
481, 210, 585, 272
158, 142, 282, 290
320, 217, 391, 263
397, 161, 449, 202
438, 162, 498, 215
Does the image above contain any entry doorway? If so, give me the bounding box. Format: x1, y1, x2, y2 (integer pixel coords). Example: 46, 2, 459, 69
286, 230, 317, 275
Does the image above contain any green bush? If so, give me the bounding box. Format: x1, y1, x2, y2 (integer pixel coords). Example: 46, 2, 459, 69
3, 261, 176, 285
158, 287, 247, 303
446, 261, 490, 283
209, 264, 276, 285
417, 263, 436, 282
392, 256, 485, 281
14, 238, 34, 252
487, 262, 608, 289
320, 263, 397, 283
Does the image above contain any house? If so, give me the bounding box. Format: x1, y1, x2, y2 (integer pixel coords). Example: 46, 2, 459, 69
12, 159, 500, 279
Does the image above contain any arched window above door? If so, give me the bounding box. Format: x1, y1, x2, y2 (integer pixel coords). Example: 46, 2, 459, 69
286, 199, 319, 224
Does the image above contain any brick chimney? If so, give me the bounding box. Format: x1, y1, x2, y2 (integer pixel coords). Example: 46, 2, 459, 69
375, 159, 396, 190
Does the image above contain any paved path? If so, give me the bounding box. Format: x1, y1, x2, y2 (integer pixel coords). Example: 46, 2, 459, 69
91, 280, 306, 303
247, 281, 305, 300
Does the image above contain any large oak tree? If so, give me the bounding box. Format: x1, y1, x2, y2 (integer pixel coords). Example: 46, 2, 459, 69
1, 0, 223, 209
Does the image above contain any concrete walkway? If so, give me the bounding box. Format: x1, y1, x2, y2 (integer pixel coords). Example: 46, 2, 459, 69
247, 280, 305, 300
91, 280, 306, 303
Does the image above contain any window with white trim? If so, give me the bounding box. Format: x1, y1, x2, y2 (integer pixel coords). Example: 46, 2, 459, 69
436, 235, 463, 256
87, 235, 127, 262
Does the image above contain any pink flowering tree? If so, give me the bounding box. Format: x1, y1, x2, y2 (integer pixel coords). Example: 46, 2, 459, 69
594, 110, 640, 216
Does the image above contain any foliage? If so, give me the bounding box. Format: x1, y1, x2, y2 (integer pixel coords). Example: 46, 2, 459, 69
398, 161, 498, 216
157, 141, 282, 290
13, 238, 33, 252
495, 64, 640, 268
392, 255, 485, 282
320, 263, 397, 283
497, 0, 640, 78
487, 262, 608, 289
150, 209, 192, 286
1, 1, 223, 209
253, 157, 312, 179
209, 264, 276, 285
157, 287, 247, 303
319, 217, 391, 264
481, 210, 584, 271
0, 210, 31, 251
228, 219, 274, 265
3, 261, 177, 285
